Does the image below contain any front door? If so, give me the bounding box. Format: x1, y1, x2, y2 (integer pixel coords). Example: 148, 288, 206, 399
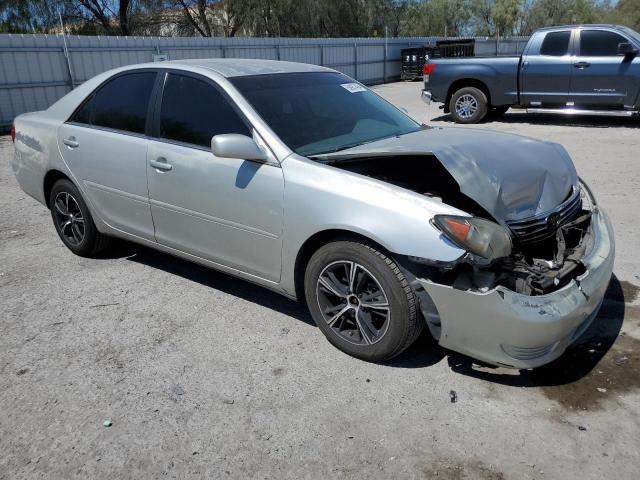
520, 30, 573, 107
146, 72, 284, 282
569, 29, 640, 108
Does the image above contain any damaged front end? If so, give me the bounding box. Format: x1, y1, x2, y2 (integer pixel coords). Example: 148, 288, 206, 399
405, 182, 614, 369
426, 184, 595, 297
323, 150, 614, 368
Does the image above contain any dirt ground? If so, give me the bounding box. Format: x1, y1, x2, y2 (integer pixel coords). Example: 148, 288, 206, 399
1, 81, 639, 479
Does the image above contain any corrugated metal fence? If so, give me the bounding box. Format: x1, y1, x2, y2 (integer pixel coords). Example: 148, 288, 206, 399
0, 34, 528, 128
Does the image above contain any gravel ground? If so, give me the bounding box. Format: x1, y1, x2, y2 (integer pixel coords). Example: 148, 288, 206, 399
1, 81, 639, 480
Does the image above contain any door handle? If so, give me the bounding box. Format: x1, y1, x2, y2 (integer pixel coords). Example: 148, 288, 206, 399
149, 157, 173, 171
573, 61, 591, 69
63, 137, 79, 148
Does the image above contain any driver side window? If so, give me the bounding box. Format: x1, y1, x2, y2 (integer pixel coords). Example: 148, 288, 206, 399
159, 73, 250, 148
580, 30, 628, 56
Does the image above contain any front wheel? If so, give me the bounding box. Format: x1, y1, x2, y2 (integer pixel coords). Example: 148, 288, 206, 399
449, 86, 488, 124
304, 240, 423, 362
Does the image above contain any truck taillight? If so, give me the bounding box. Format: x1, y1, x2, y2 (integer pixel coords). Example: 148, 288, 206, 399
10, 124, 16, 143
423, 64, 436, 75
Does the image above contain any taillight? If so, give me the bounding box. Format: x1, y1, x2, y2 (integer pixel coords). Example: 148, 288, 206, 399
423, 63, 436, 75
10, 124, 16, 143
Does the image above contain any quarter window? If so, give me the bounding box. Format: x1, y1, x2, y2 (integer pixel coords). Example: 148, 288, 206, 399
72, 72, 157, 134
580, 30, 628, 56
159, 73, 250, 147
540, 31, 571, 56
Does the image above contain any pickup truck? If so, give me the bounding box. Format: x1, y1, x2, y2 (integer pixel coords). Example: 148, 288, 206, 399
422, 24, 640, 123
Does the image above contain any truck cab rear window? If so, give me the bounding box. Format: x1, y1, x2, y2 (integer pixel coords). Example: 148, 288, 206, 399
540, 31, 571, 56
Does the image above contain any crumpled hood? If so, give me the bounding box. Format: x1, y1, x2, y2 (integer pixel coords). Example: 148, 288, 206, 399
318, 127, 578, 222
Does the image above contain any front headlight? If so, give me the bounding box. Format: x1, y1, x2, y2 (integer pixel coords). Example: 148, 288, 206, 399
432, 215, 512, 261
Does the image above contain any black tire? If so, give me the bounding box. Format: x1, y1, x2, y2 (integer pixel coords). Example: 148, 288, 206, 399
304, 240, 423, 362
49, 179, 110, 257
449, 86, 489, 124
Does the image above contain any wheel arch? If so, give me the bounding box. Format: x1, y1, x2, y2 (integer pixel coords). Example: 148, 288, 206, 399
43, 169, 72, 209
445, 78, 492, 112
293, 229, 392, 304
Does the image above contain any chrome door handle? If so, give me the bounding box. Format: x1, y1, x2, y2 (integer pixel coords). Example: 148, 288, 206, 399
63, 137, 79, 148
149, 158, 173, 171
573, 61, 590, 69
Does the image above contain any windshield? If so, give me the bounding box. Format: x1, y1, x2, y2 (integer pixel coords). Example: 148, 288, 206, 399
230, 72, 421, 156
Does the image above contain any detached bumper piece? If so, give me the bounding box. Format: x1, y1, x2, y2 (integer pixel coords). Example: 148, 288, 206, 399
416, 208, 614, 369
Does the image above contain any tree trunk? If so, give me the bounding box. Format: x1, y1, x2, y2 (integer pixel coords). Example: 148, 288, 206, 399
119, 0, 130, 35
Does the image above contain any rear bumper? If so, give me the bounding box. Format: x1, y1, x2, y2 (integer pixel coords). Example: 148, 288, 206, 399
415, 207, 615, 369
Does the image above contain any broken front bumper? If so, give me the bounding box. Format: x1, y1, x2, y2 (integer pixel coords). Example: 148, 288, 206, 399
416, 207, 615, 369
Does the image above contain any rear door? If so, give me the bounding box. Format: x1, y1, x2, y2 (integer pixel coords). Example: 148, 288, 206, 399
569, 28, 639, 108
58, 70, 159, 240
520, 29, 573, 106
146, 71, 284, 281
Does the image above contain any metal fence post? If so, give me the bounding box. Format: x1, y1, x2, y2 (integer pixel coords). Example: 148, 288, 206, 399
320, 44, 324, 66
383, 39, 387, 83
354, 40, 358, 80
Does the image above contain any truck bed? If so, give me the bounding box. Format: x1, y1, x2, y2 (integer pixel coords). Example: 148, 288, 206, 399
425, 56, 521, 107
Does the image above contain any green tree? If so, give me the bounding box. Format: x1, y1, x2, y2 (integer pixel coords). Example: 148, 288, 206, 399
607, 0, 640, 31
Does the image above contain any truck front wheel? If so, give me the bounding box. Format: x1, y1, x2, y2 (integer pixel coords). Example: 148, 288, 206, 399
449, 87, 488, 124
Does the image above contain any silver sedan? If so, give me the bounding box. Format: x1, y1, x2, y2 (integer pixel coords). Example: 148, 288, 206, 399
11, 59, 614, 367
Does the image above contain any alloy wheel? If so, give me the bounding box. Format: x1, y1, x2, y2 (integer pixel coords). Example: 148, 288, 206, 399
455, 94, 478, 119
315, 260, 390, 346
53, 191, 85, 246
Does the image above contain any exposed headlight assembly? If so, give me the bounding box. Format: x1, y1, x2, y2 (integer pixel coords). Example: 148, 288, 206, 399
432, 215, 512, 261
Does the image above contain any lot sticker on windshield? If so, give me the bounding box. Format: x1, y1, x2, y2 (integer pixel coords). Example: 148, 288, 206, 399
340, 82, 367, 93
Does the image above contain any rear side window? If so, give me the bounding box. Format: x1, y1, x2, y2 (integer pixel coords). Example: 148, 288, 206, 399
72, 72, 157, 134
580, 30, 627, 56
159, 73, 250, 148
540, 31, 571, 56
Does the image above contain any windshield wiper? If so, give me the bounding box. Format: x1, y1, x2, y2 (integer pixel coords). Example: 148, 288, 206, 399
310, 140, 371, 157
309, 130, 419, 159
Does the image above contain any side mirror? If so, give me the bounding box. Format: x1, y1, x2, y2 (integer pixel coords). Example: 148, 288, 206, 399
211, 134, 268, 162
618, 42, 638, 56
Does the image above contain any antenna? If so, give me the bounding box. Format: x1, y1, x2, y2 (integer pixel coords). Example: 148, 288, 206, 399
58, 10, 76, 89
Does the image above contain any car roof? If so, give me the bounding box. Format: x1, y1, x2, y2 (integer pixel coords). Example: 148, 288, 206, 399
535, 24, 627, 32
123, 58, 335, 78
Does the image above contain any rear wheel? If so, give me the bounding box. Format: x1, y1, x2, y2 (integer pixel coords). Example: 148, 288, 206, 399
304, 240, 423, 362
449, 86, 488, 124
49, 179, 110, 257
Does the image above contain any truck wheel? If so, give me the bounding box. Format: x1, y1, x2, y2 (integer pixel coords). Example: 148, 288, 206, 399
304, 240, 423, 362
449, 87, 488, 124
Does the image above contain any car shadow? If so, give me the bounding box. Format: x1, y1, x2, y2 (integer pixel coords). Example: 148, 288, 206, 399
101, 240, 629, 381
445, 275, 627, 388
107, 240, 314, 326
430, 111, 640, 129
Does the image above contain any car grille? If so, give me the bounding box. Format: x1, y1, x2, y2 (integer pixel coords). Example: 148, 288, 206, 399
506, 187, 582, 244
